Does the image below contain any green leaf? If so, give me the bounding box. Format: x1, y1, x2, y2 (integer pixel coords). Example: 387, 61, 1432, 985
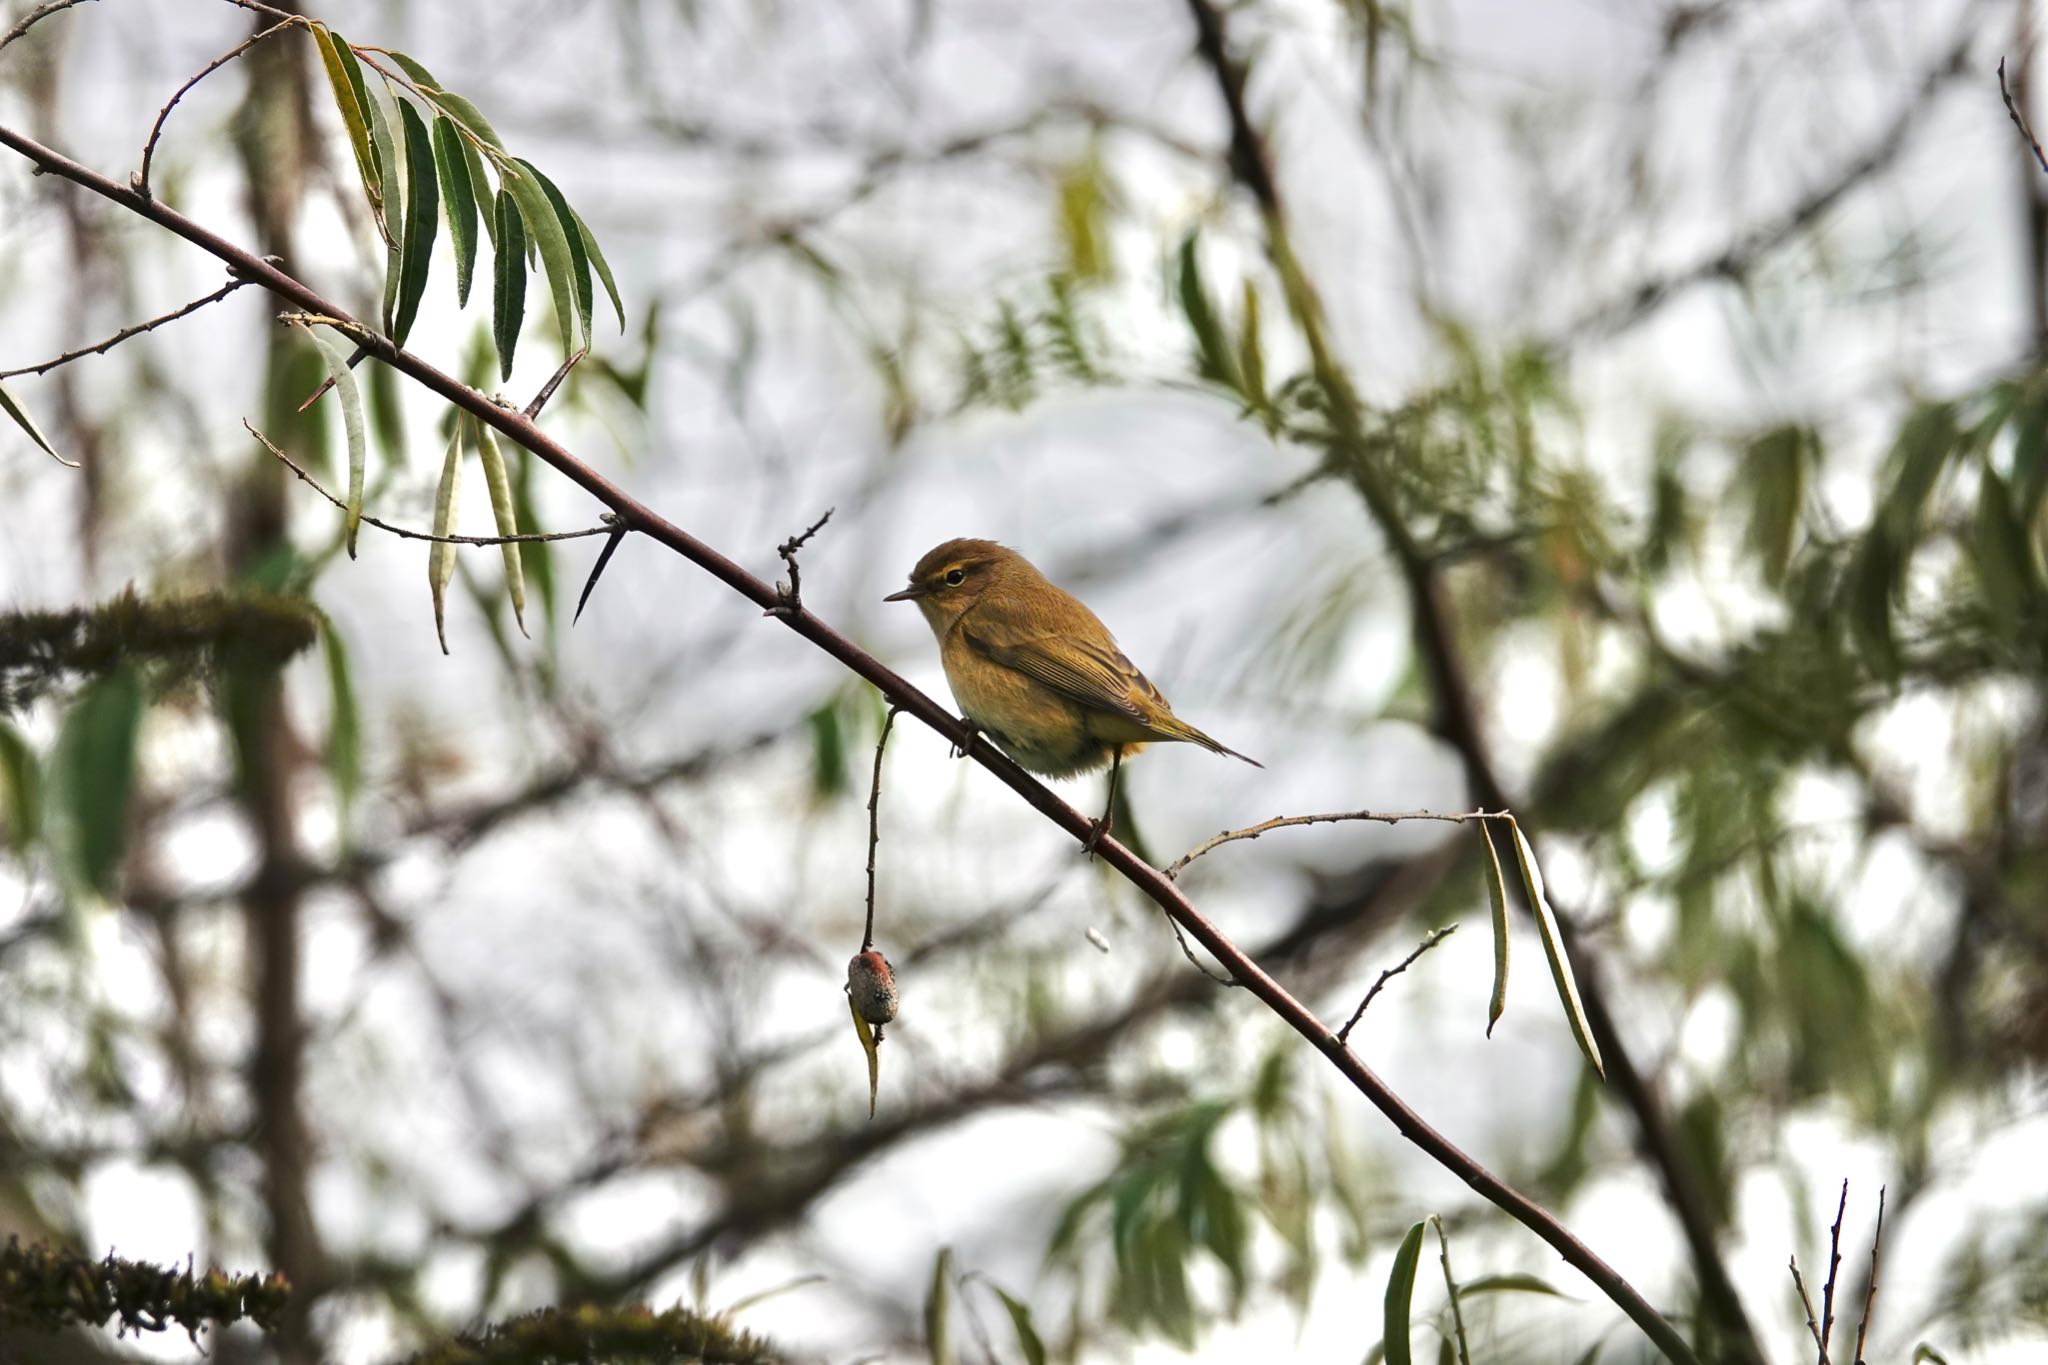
320, 617, 360, 841
0, 718, 41, 853
430, 423, 463, 654
462, 136, 498, 250
1456, 1273, 1569, 1299
472, 419, 526, 637
1177, 231, 1240, 393
807, 698, 847, 798
392, 99, 440, 348
385, 50, 441, 90
299, 324, 369, 558
511, 449, 557, 638
525, 163, 595, 343
354, 53, 403, 249
1382, 1220, 1427, 1365
431, 116, 479, 308
1508, 818, 1605, 1078
924, 1247, 954, 1365
1, 383, 75, 466
492, 188, 527, 380
1971, 463, 2040, 638
54, 665, 144, 896
1743, 424, 1813, 588
573, 208, 625, 331
1481, 822, 1510, 1037
984, 1285, 1045, 1365
311, 27, 381, 223
503, 158, 583, 354
425, 88, 507, 149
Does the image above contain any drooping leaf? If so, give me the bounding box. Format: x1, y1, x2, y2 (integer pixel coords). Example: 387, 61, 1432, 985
1742, 424, 1813, 588
320, 617, 360, 841
54, 665, 144, 896
299, 324, 370, 558
573, 208, 625, 332
0, 718, 41, 853
1382, 1220, 1427, 1365
429, 423, 463, 654
391, 99, 440, 348
1481, 821, 1510, 1037
384, 50, 441, 90
1, 383, 75, 466
461, 136, 498, 250
425, 88, 507, 150
431, 115, 479, 307
472, 419, 526, 637
311, 27, 380, 222
1971, 463, 2041, 640
492, 188, 527, 380
355, 58, 403, 250
1177, 231, 1241, 393
1457, 1273, 1570, 1299
526, 163, 595, 343
923, 1248, 954, 1365
1508, 818, 1605, 1078
511, 446, 557, 637
984, 1284, 1046, 1365
503, 158, 583, 354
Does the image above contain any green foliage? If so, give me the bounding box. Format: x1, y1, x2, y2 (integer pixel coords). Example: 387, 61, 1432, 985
397, 1303, 781, 1365
0, 1238, 288, 1340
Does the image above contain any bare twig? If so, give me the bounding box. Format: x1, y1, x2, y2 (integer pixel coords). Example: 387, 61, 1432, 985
767, 507, 833, 616
1167, 807, 1504, 879
2000, 57, 2048, 174
0, 119, 1701, 1365
137, 19, 300, 199
244, 421, 612, 546
1160, 908, 1235, 985
1433, 1217, 1473, 1365
1791, 1255, 1825, 1361
1819, 1179, 1849, 1365
1853, 1186, 1886, 1365
1336, 924, 1458, 1043
523, 348, 587, 419
0, 278, 248, 379
219, 0, 295, 24
0, 0, 94, 56
862, 705, 901, 953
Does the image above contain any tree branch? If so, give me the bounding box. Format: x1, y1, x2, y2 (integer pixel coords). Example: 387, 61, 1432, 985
0, 118, 1696, 1365
0, 278, 249, 380
0, 0, 94, 56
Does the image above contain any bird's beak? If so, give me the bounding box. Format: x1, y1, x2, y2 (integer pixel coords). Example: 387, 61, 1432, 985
883, 585, 925, 603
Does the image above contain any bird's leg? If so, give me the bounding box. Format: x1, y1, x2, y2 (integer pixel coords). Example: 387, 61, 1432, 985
950, 720, 985, 759
1083, 748, 1122, 857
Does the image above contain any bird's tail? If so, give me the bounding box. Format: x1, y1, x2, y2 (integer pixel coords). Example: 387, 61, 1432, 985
1153, 713, 1263, 768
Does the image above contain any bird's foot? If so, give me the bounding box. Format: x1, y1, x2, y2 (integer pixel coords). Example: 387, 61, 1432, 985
950, 721, 984, 759
1082, 811, 1113, 860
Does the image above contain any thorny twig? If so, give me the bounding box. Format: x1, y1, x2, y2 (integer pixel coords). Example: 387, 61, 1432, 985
0, 278, 249, 380
0, 0, 94, 56
767, 507, 833, 616
1336, 924, 1458, 1043
1167, 807, 1506, 879
862, 705, 901, 953
1852, 1186, 1886, 1365
245, 421, 613, 547
137, 18, 301, 199
2001, 57, 2048, 174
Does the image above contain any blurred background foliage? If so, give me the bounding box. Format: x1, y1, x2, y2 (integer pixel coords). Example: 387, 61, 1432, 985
1, 0, 2046, 1361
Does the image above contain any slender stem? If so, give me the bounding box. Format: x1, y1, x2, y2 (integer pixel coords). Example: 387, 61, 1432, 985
1335, 924, 1457, 1043
2001, 57, 2048, 174
137, 19, 301, 199
1433, 1217, 1473, 1365
1852, 1186, 1886, 1365
772, 507, 834, 613
1819, 1180, 1848, 1365
245, 420, 613, 546
0, 0, 94, 56
862, 707, 900, 953
1167, 807, 1503, 879
1791, 1255, 1825, 1361
0, 119, 1699, 1365
0, 279, 248, 379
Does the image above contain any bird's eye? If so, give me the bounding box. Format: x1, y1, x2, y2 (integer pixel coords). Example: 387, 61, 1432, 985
944, 568, 966, 586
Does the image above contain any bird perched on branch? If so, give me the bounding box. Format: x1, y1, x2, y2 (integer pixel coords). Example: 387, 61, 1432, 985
886, 538, 1259, 850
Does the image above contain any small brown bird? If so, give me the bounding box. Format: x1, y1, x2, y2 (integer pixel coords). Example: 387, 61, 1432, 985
885, 538, 1259, 847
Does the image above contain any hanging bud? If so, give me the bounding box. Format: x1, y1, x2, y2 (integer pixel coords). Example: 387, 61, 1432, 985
847, 949, 899, 1029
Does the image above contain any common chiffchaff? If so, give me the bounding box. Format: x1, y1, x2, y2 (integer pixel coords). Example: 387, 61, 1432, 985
885, 539, 1258, 840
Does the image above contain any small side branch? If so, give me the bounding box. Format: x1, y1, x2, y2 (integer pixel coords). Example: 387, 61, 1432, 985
767, 507, 834, 616
1167, 807, 1505, 879
137, 18, 301, 199
862, 705, 901, 952
1791, 1254, 1825, 1363
1852, 1186, 1886, 1365
1819, 1179, 1849, 1365
0, 278, 249, 380
245, 421, 612, 547
1336, 924, 1458, 1043
2000, 57, 2048, 174
0, 0, 94, 56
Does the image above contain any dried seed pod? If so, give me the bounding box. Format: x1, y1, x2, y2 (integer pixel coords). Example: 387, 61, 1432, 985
847, 949, 898, 1027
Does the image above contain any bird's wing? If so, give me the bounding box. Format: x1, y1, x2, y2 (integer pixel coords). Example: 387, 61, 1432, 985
960, 617, 1159, 721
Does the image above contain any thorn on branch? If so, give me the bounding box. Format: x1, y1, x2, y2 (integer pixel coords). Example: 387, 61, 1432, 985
523, 349, 587, 419
765, 507, 834, 617
572, 518, 628, 625
0, 278, 250, 381
1336, 923, 1459, 1043
2000, 57, 2048, 175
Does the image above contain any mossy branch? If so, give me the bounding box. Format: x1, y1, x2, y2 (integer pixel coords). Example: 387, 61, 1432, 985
0, 1238, 289, 1342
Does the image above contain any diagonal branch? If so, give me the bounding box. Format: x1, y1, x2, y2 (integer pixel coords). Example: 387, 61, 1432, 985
0, 118, 1696, 1365
0, 278, 249, 380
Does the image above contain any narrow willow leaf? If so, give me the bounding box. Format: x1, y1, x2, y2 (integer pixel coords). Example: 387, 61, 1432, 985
429, 424, 463, 654
1177, 232, 1240, 393
431, 115, 479, 307
1238, 277, 1267, 410
1743, 424, 1812, 588
55, 665, 143, 896
385, 50, 441, 90
1382, 1220, 1427, 1365
511, 451, 557, 636
354, 49, 402, 248
1507, 818, 1605, 1078
848, 989, 881, 1119
426, 88, 507, 149
573, 208, 625, 331
986, 1285, 1046, 1365
1481, 822, 1510, 1037
502, 159, 581, 354
0, 718, 41, 852
924, 1247, 955, 1365
1457, 1273, 1568, 1299
472, 419, 526, 637
300, 324, 369, 558
311, 27, 380, 218
1972, 464, 2040, 637
1, 384, 76, 466
319, 617, 360, 840
461, 136, 498, 250
391, 99, 440, 348
492, 188, 527, 379
526, 162, 594, 342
